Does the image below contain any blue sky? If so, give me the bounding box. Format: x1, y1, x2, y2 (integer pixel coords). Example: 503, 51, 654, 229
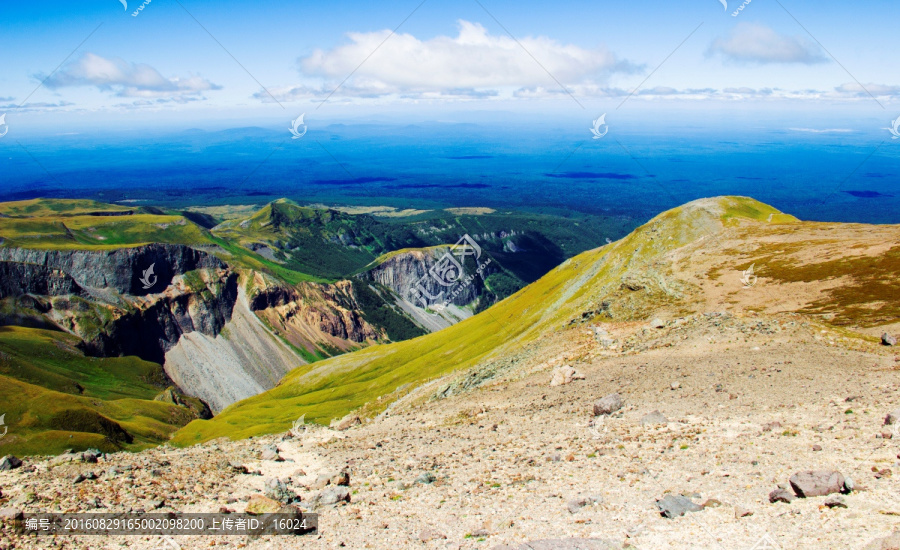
1, 0, 899, 134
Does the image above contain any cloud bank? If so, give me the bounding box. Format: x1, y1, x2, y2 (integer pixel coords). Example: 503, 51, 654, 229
258, 20, 638, 102
709, 23, 828, 64
41, 53, 221, 99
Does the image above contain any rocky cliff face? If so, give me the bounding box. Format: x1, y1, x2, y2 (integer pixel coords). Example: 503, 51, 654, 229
358, 247, 492, 331
248, 273, 381, 354
0, 244, 384, 412
0, 261, 86, 298
0, 243, 225, 296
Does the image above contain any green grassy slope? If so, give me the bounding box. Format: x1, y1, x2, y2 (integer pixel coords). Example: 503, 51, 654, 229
172, 196, 791, 445
0, 326, 198, 456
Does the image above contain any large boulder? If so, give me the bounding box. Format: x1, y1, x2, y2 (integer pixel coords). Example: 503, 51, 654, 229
883, 333, 897, 346
592, 393, 623, 416
550, 366, 584, 387
789, 470, 845, 498
0, 456, 22, 471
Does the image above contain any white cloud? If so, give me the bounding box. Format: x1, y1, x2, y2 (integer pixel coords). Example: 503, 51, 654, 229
835, 82, 900, 97
40, 53, 221, 99
708, 23, 827, 64
259, 20, 637, 101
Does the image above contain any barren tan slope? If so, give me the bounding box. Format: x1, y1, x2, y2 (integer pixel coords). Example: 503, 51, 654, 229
174, 196, 899, 444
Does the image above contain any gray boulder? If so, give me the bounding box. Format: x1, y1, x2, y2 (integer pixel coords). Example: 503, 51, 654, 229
593, 393, 623, 416
656, 495, 702, 518
264, 478, 298, 504
883, 333, 897, 346
789, 470, 845, 498
0, 456, 22, 471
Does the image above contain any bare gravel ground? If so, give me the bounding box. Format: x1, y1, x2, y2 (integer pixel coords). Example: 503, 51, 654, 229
2, 313, 899, 550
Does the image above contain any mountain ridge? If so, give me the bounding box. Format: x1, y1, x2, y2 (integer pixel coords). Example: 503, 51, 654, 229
173, 195, 898, 445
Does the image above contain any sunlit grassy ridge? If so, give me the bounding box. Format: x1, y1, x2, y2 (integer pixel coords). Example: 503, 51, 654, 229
0, 326, 197, 456
0, 198, 328, 285
0, 199, 134, 218
173, 196, 790, 445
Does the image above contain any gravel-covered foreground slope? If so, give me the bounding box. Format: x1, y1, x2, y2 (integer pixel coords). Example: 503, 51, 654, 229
2, 312, 900, 549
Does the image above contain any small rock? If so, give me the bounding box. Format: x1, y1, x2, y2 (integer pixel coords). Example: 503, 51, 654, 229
885, 409, 900, 426
768, 488, 794, 504
824, 495, 847, 509
761, 422, 782, 433
844, 477, 855, 493
264, 478, 298, 504
246, 494, 283, 515
337, 415, 362, 431
315, 486, 351, 506
656, 495, 701, 518
415, 472, 437, 484
419, 528, 447, 542
0, 456, 22, 471
812, 444, 823, 451
734, 505, 753, 518
883, 333, 897, 346
592, 393, 623, 416
640, 411, 668, 426
566, 494, 603, 514
0, 507, 23, 521
790, 470, 845, 498
472, 529, 491, 537
650, 318, 666, 329
701, 499, 723, 508
331, 469, 350, 487
80, 451, 100, 464
550, 366, 585, 387
260, 446, 283, 462
670, 382, 681, 391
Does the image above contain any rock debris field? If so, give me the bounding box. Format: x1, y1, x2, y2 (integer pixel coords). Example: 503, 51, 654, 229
2, 313, 900, 550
